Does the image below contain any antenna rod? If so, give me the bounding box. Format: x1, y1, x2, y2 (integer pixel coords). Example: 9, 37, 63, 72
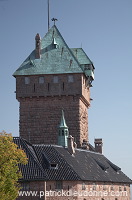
48, 0, 50, 31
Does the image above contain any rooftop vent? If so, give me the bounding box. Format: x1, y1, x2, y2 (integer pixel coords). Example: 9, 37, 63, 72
35, 33, 41, 59
82, 139, 89, 150
94, 138, 103, 154
52, 38, 58, 49
67, 135, 77, 155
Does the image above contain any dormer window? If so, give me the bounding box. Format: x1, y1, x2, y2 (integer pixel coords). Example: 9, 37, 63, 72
25, 77, 30, 84
50, 163, 58, 169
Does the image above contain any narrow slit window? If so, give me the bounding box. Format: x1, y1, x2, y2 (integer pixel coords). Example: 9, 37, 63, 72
63, 82, 65, 91
34, 84, 36, 92
48, 83, 50, 91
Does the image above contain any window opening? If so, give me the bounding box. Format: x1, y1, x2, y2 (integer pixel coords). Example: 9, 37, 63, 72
63, 82, 65, 91
34, 84, 35, 92
68, 75, 74, 83
48, 83, 50, 91
25, 77, 30, 84
39, 77, 44, 84
53, 76, 59, 83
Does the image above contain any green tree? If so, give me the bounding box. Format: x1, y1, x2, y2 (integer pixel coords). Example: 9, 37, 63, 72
0, 131, 27, 200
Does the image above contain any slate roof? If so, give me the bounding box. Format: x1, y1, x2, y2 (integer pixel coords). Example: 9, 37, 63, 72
13, 25, 94, 78
13, 137, 48, 181
13, 137, 132, 184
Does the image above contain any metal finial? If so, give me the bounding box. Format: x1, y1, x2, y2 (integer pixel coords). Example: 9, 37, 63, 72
51, 18, 58, 26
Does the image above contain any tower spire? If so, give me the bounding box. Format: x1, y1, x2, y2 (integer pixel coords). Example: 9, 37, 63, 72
59, 110, 67, 127
58, 110, 69, 147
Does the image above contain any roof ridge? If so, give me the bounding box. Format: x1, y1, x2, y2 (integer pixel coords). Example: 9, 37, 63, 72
13, 25, 84, 76
50, 25, 83, 71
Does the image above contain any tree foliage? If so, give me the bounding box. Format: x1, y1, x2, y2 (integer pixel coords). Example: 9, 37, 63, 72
0, 131, 27, 200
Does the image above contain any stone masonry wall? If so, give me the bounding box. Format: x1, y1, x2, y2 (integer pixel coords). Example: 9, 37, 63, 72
16, 73, 90, 147
17, 180, 131, 200
16, 74, 87, 99
19, 96, 88, 147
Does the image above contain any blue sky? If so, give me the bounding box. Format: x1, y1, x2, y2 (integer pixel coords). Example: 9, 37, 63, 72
0, 0, 132, 183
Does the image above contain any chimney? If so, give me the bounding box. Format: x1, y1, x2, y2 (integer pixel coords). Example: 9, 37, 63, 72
94, 138, 103, 154
67, 135, 77, 155
82, 139, 89, 150
35, 33, 41, 59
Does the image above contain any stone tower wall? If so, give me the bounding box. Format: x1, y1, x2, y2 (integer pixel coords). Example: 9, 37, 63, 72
16, 73, 90, 147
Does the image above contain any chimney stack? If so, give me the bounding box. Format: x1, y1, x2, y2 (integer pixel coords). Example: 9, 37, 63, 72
35, 33, 41, 59
94, 138, 103, 154
67, 135, 77, 155
82, 139, 89, 150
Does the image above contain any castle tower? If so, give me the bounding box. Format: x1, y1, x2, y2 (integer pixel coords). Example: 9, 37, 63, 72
58, 110, 69, 147
13, 25, 94, 147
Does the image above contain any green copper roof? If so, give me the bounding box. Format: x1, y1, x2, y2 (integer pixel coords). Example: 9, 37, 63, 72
13, 25, 94, 77
58, 110, 69, 147
71, 48, 93, 65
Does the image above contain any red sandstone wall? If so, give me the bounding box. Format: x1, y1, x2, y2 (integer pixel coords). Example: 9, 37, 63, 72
19, 96, 88, 147
17, 180, 131, 200
16, 73, 90, 146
